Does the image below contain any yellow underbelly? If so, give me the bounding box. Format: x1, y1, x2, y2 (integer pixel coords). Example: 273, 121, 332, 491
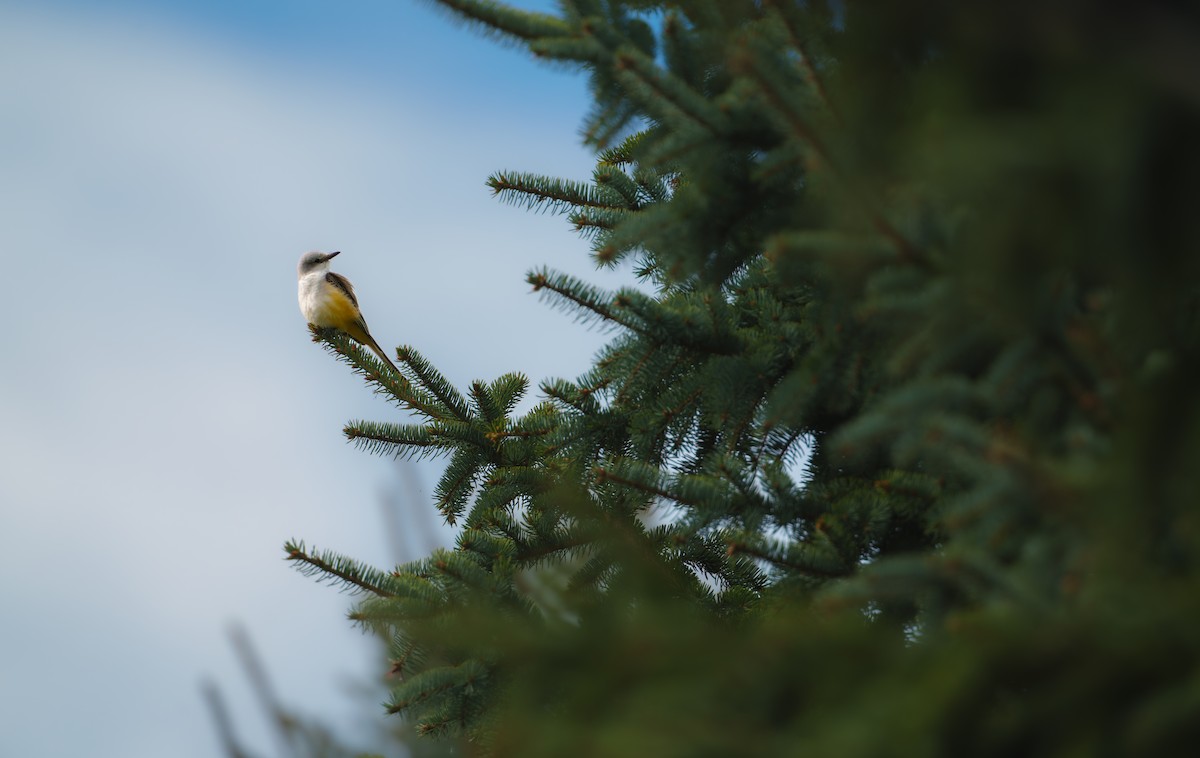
311, 290, 361, 330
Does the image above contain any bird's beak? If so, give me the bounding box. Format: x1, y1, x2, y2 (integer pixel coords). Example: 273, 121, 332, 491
325, 251, 341, 261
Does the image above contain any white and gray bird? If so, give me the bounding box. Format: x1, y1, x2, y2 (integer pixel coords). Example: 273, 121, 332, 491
297, 250, 398, 373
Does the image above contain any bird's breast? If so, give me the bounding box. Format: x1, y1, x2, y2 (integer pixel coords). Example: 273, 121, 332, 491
299, 273, 358, 328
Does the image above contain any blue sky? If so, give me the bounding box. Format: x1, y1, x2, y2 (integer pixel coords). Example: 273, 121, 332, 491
0, 1, 629, 755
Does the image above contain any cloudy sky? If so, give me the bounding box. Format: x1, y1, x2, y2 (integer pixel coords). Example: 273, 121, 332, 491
0, 1, 626, 755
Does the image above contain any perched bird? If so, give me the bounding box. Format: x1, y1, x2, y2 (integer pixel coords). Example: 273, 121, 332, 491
297, 250, 399, 373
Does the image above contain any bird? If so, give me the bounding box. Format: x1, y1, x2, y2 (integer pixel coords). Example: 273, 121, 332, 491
297, 250, 399, 374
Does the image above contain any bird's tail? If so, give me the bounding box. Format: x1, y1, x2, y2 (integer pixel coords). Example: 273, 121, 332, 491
343, 321, 400, 375
364, 334, 401, 375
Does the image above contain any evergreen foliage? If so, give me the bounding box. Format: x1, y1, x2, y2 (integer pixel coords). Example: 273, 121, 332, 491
291, 2, 1200, 754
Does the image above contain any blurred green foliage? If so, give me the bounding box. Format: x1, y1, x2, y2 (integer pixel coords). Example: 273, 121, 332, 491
290, 1, 1200, 755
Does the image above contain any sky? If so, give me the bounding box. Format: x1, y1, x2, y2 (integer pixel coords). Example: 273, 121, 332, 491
0, 1, 629, 755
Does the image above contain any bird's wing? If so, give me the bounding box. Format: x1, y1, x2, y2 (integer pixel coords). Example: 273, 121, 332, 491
325, 271, 358, 307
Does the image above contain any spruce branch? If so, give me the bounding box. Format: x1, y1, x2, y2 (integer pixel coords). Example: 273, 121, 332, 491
465, 490, 522, 533
730, 45, 923, 265
310, 326, 450, 419
385, 659, 489, 715
435, 448, 485, 523
674, 0, 726, 29
613, 343, 661, 405
754, 425, 807, 477
387, 633, 421, 682
661, 386, 705, 424
417, 0, 569, 45
484, 427, 551, 443
594, 458, 698, 508
469, 380, 503, 423
528, 33, 610, 64
284, 540, 397, 597
487, 372, 529, 418
430, 550, 501, 593
569, 207, 630, 238
528, 267, 646, 333
633, 166, 672, 204
584, 197, 697, 268
568, 552, 616, 592
353, 577, 452, 621
597, 129, 649, 168
726, 535, 850, 579
614, 288, 743, 354
759, 0, 841, 123
593, 165, 644, 208
540, 377, 602, 413
426, 418, 493, 450
466, 505, 524, 547
514, 531, 591, 565
611, 44, 729, 134
488, 171, 628, 213
395, 345, 474, 422
343, 420, 446, 460
581, 96, 642, 149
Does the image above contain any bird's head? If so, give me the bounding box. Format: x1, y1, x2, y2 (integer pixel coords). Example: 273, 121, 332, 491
297, 250, 340, 277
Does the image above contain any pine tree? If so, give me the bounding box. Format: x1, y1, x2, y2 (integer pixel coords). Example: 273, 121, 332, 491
289, 2, 1200, 755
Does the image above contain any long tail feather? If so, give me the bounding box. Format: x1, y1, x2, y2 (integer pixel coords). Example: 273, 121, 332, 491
342, 320, 400, 375
365, 335, 401, 375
